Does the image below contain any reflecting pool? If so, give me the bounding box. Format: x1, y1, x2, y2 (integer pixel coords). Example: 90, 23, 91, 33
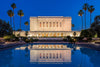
0, 43, 100, 67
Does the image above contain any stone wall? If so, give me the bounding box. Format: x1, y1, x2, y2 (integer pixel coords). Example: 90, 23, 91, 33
30, 16, 72, 31
14, 31, 81, 37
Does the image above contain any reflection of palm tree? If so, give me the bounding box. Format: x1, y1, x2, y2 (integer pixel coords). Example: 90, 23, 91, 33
25, 46, 29, 56
30, 44, 33, 49
80, 48, 97, 67
83, 3, 88, 29
0, 50, 13, 67
7, 10, 14, 27
18, 10, 24, 31
88, 5, 95, 27
11, 3, 16, 34
78, 10, 84, 30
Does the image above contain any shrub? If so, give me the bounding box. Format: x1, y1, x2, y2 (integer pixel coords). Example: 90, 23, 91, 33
30, 38, 34, 42
67, 36, 71, 40
63, 39, 67, 42
22, 37, 28, 42
33, 39, 38, 42
25, 39, 30, 43
3, 35, 13, 41
80, 29, 96, 38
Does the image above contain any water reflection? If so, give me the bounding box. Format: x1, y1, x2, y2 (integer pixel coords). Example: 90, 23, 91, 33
30, 45, 71, 63
16, 44, 72, 63
0, 43, 100, 67
0, 49, 13, 67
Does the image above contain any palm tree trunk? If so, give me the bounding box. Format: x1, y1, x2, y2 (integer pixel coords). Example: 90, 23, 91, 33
85, 11, 86, 29
13, 9, 15, 34
20, 16, 21, 31
27, 25, 28, 31
81, 16, 83, 30
25, 25, 26, 31
10, 17, 12, 27
19, 16, 21, 37
90, 13, 92, 27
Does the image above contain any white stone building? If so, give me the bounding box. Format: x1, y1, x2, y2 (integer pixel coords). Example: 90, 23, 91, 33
15, 16, 81, 37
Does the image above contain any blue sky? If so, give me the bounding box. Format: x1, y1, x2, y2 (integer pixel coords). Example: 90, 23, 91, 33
0, 0, 99, 31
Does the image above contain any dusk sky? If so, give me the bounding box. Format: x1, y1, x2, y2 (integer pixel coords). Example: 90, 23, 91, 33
0, 0, 99, 31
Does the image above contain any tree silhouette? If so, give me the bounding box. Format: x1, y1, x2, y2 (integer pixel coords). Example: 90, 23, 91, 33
78, 10, 84, 30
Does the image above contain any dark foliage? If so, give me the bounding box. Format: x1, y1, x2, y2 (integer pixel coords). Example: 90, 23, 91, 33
80, 29, 96, 37
90, 15, 100, 37
0, 19, 13, 37
25, 31, 28, 37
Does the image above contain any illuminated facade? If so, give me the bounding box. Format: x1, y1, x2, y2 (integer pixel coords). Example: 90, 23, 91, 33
15, 44, 72, 63
30, 16, 71, 31
30, 45, 71, 63
15, 16, 81, 37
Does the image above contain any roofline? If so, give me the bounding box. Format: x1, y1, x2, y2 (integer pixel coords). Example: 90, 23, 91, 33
30, 16, 71, 18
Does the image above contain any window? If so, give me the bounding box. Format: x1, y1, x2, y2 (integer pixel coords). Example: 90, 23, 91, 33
43, 53, 45, 58
40, 53, 42, 58
47, 22, 48, 27
60, 22, 62, 27
43, 22, 45, 27
61, 33, 63, 37
46, 53, 48, 58
56, 53, 58, 58
49, 53, 52, 58
50, 22, 51, 27
53, 53, 55, 58
57, 33, 59, 36
40, 22, 41, 27
60, 53, 62, 58
38, 33, 40, 36
53, 22, 55, 27
57, 22, 58, 27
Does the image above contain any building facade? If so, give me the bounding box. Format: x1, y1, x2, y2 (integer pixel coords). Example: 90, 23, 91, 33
30, 45, 71, 63
30, 16, 71, 31
15, 44, 72, 63
15, 16, 81, 37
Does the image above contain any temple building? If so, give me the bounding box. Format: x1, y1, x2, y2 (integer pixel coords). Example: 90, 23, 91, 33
15, 16, 80, 37
30, 16, 71, 31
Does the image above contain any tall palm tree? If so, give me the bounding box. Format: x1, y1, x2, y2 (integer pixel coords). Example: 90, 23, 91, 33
7, 10, 14, 27
18, 10, 24, 31
11, 3, 16, 34
24, 21, 29, 37
72, 24, 75, 30
83, 3, 89, 29
88, 5, 95, 27
24, 21, 29, 31
78, 10, 84, 30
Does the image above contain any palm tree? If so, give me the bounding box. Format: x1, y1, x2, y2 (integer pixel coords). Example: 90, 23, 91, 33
78, 10, 84, 30
24, 21, 29, 31
7, 10, 14, 27
83, 3, 89, 29
72, 24, 75, 30
11, 3, 16, 34
24, 21, 29, 37
88, 5, 95, 27
18, 10, 24, 31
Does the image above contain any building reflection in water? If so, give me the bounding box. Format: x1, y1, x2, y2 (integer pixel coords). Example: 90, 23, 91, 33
15, 44, 74, 63
30, 45, 71, 63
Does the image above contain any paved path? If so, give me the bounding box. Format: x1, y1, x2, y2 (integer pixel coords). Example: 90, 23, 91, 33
0, 42, 26, 50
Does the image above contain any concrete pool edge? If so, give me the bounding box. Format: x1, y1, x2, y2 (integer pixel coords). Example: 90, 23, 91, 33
0, 42, 26, 50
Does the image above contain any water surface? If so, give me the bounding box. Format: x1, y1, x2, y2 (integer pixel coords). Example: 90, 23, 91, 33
0, 43, 100, 67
